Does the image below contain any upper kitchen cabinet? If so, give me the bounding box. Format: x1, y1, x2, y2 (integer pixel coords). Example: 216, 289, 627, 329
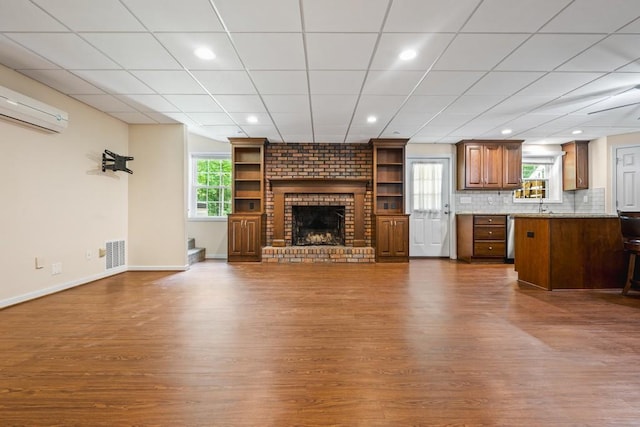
562, 140, 589, 191
456, 140, 523, 190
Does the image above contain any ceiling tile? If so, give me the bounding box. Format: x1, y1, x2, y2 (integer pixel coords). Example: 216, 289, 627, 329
81, 33, 181, 70
443, 95, 506, 115
214, 0, 301, 32
433, 34, 529, 71
215, 95, 267, 112
187, 112, 236, 126
487, 95, 557, 116
19, 70, 104, 95
311, 95, 358, 125
109, 111, 157, 123
240, 124, 281, 140
199, 125, 246, 140
302, 0, 389, 32
73, 70, 155, 94
131, 70, 207, 94
155, 33, 243, 70
355, 95, 408, 117
230, 33, 305, 70
414, 71, 485, 96
5, 33, 119, 69
541, 0, 640, 33
309, 71, 366, 94
466, 72, 545, 95
145, 112, 181, 124
565, 73, 640, 98
122, 0, 224, 31
72, 94, 138, 112
370, 33, 455, 71
162, 95, 224, 113
33, 0, 145, 31
362, 71, 425, 95
272, 114, 312, 134
462, 0, 570, 32
191, 70, 256, 94
402, 95, 458, 113
384, 0, 481, 32
306, 33, 378, 70
261, 95, 310, 112
558, 35, 640, 72
228, 112, 273, 125
0, 34, 59, 70
517, 72, 604, 97
116, 94, 179, 112
497, 34, 604, 72
0, 0, 67, 31
251, 71, 309, 95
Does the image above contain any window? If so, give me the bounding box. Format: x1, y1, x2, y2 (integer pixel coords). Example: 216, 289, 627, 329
190, 155, 232, 218
514, 154, 563, 203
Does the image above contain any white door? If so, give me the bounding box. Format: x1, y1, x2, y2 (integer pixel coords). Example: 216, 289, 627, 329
408, 158, 450, 257
616, 145, 640, 212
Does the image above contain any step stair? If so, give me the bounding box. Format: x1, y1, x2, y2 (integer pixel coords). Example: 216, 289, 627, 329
187, 237, 206, 265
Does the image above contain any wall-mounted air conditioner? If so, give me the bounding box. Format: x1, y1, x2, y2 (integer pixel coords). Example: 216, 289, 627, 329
0, 85, 68, 133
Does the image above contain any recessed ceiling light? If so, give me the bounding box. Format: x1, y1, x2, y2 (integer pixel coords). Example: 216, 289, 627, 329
247, 115, 258, 124
194, 47, 216, 60
367, 115, 377, 123
501, 129, 513, 135
572, 129, 583, 135
399, 49, 417, 61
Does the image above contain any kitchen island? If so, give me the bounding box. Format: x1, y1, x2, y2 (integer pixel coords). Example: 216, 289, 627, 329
513, 214, 626, 290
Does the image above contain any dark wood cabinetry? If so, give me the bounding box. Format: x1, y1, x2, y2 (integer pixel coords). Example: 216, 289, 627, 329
457, 214, 507, 263
370, 138, 409, 262
562, 140, 589, 190
374, 214, 409, 262
456, 140, 523, 190
228, 137, 267, 262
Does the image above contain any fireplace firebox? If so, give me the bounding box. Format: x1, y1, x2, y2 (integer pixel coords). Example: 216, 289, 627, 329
292, 205, 345, 246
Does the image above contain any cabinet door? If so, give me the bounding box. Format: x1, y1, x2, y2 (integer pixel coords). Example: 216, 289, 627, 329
228, 217, 245, 257
575, 142, 589, 189
376, 216, 394, 257
502, 143, 522, 189
464, 144, 484, 188
392, 216, 409, 257
483, 144, 503, 188
243, 216, 261, 257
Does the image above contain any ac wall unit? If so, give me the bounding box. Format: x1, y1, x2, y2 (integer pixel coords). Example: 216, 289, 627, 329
0, 84, 68, 133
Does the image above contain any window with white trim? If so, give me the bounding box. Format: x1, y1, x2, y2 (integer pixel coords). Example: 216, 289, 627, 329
514, 153, 563, 203
190, 154, 232, 218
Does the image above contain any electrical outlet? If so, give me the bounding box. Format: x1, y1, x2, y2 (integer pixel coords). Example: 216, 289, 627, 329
52, 262, 62, 275
86, 250, 92, 260
583, 195, 589, 203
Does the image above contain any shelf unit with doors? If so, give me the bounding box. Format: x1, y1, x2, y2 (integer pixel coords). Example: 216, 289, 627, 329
370, 138, 409, 262
227, 137, 267, 262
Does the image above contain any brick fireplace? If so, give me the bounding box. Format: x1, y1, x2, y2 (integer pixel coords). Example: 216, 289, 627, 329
262, 143, 375, 263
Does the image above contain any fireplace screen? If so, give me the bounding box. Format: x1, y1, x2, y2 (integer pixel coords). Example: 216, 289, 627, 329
292, 205, 345, 246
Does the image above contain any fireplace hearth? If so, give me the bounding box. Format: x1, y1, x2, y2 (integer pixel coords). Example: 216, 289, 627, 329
293, 205, 345, 246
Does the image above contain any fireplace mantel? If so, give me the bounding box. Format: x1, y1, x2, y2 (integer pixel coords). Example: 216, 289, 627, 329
269, 178, 369, 247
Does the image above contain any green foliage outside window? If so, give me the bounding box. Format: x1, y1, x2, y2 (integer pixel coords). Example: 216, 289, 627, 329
193, 158, 232, 217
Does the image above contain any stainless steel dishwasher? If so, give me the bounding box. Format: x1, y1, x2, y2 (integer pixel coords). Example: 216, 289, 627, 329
506, 215, 515, 263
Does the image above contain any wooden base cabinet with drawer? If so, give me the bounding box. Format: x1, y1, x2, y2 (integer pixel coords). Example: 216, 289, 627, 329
457, 214, 507, 263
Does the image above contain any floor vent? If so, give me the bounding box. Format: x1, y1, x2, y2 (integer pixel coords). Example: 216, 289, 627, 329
106, 240, 126, 269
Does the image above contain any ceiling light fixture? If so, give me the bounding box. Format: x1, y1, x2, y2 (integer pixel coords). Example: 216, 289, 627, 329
399, 49, 417, 61
194, 47, 216, 60
501, 129, 513, 135
572, 129, 583, 135
247, 115, 258, 124
367, 115, 377, 123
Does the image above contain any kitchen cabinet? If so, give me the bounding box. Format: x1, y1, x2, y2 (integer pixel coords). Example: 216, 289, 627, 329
513, 215, 625, 289
228, 214, 264, 262
370, 138, 410, 262
562, 140, 589, 190
457, 214, 507, 263
456, 140, 523, 190
374, 214, 409, 262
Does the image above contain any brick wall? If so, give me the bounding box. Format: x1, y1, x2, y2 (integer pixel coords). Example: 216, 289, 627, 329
265, 143, 373, 247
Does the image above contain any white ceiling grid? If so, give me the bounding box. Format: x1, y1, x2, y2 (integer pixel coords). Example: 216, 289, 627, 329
0, 0, 640, 144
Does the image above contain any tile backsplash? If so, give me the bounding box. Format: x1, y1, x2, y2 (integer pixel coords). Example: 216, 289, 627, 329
455, 187, 605, 214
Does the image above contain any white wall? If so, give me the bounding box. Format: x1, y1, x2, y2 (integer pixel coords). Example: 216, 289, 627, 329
186, 133, 230, 259
128, 124, 187, 270
0, 65, 129, 307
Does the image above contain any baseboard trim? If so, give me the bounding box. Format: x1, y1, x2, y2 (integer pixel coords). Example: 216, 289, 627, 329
0, 266, 128, 309
206, 254, 227, 260
127, 265, 189, 271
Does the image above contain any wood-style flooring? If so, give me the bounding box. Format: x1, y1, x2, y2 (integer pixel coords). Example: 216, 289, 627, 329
2, 259, 640, 426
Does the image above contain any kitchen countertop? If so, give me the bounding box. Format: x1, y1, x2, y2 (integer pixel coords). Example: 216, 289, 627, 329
511, 213, 617, 218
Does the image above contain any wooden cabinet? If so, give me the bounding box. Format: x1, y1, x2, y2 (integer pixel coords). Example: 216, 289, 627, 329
457, 214, 507, 263
228, 137, 267, 262
374, 214, 409, 262
228, 214, 264, 262
370, 138, 409, 262
456, 140, 523, 190
562, 140, 589, 190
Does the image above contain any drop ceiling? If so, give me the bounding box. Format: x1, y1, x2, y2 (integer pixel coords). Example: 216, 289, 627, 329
3, 0, 640, 144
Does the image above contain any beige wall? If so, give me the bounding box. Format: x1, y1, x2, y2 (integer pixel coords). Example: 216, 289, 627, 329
128, 124, 187, 269
186, 133, 230, 259
0, 65, 129, 307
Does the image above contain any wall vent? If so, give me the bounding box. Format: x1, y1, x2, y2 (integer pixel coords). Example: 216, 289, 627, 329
106, 240, 126, 269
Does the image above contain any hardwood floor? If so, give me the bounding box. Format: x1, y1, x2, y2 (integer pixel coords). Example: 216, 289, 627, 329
2, 259, 640, 426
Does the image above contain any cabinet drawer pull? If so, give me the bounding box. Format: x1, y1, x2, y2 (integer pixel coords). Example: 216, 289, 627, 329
489, 246, 493, 250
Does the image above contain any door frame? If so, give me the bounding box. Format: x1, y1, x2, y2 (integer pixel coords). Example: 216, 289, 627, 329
406, 154, 455, 259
